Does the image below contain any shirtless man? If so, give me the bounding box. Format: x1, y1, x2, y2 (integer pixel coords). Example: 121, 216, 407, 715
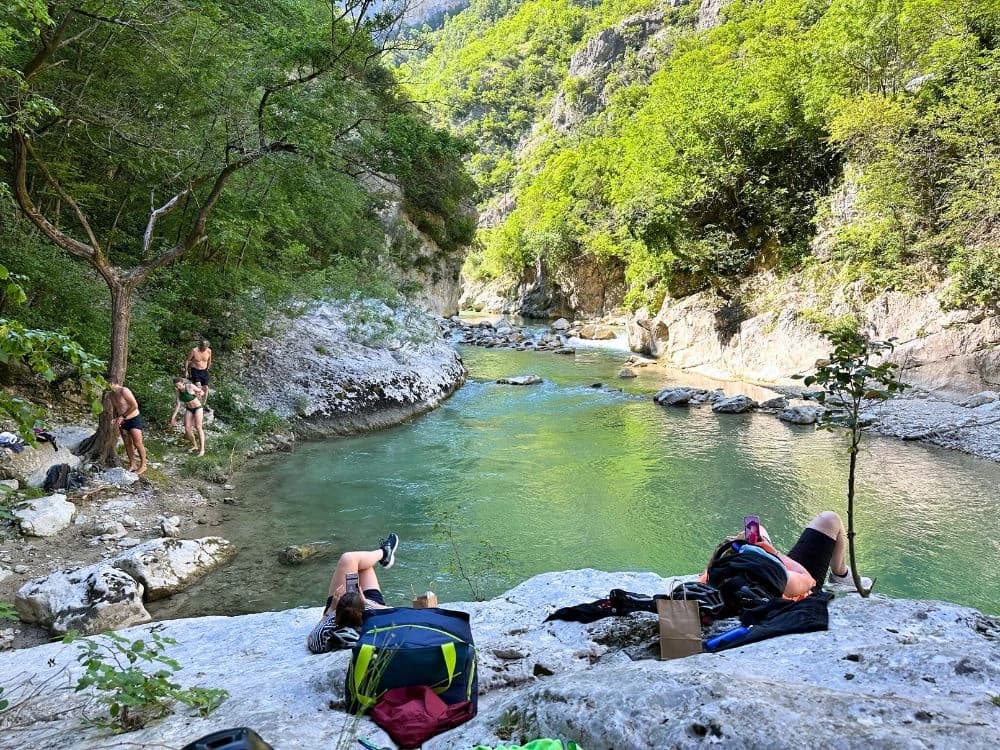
108, 381, 147, 475
184, 339, 213, 403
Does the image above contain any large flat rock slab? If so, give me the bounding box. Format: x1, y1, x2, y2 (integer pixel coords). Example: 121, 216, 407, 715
0, 570, 996, 749
0, 443, 81, 488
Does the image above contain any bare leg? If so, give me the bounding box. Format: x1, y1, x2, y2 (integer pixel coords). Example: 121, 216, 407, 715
129, 428, 148, 475
121, 430, 137, 471
194, 408, 205, 456
806, 511, 847, 576
323, 549, 384, 615
184, 410, 198, 452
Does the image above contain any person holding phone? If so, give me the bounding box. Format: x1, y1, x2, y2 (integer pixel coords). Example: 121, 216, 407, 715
705, 511, 872, 600
306, 533, 399, 654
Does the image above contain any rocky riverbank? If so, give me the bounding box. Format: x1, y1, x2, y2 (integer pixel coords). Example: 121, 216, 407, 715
0, 300, 467, 649
0, 569, 997, 749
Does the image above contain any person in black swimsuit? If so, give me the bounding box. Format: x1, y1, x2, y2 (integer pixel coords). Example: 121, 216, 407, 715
108, 381, 147, 474
307, 533, 399, 653
170, 377, 206, 456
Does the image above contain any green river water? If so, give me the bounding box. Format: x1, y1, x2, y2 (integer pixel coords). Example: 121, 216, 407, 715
156, 340, 1000, 619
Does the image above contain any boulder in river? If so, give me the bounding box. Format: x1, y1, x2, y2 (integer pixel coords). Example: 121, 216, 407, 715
618, 368, 637, 378
760, 396, 789, 410
577, 323, 618, 340
551, 317, 571, 331
278, 542, 335, 566
778, 405, 822, 425
654, 388, 692, 406
497, 375, 543, 385
712, 395, 758, 413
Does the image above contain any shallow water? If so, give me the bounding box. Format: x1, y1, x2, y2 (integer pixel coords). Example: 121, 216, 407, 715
157, 343, 1000, 619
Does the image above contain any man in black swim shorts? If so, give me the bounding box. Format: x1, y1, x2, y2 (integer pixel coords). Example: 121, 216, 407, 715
108, 381, 148, 475
185, 339, 213, 402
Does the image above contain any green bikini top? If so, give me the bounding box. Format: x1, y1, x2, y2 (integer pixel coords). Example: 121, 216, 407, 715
178, 389, 198, 403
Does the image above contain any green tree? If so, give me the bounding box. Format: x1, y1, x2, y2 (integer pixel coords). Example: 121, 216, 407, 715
797, 329, 908, 597
1, 0, 423, 462
0, 264, 104, 440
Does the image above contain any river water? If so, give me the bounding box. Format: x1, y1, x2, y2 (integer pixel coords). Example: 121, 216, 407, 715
155, 340, 1000, 619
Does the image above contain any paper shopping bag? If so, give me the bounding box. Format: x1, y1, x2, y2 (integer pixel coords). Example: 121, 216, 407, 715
657, 594, 702, 660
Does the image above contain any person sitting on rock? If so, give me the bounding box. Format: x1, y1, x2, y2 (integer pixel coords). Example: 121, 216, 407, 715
307, 533, 399, 653
705, 511, 872, 600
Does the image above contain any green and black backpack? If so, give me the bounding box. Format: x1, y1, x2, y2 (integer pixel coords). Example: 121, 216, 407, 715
345, 606, 478, 714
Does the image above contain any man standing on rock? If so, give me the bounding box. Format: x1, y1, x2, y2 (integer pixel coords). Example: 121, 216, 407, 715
185, 339, 213, 403
108, 381, 147, 475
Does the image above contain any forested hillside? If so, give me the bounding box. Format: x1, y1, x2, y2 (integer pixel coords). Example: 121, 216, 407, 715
1, 0, 474, 426
404, 0, 1000, 315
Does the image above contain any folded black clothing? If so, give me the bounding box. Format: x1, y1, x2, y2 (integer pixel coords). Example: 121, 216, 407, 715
712, 591, 833, 651
545, 589, 657, 623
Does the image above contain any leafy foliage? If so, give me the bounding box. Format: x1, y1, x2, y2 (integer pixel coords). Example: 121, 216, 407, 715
66, 630, 228, 733
411, 0, 1000, 309
795, 328, 909, 596
1, 1, 472, 430
0, 264, 104, 439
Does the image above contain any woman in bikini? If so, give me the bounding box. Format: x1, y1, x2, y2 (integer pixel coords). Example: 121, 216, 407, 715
170, 377, 206, 456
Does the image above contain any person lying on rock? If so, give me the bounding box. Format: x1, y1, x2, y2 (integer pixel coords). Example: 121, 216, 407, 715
704, 511, 872, 601
170, 377, 207, 456
307, 533, 399, 653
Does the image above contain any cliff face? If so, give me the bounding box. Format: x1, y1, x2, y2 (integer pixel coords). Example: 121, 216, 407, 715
1, 569, 997, 749
628, 284, 1000, 397
237, 300, 465, 438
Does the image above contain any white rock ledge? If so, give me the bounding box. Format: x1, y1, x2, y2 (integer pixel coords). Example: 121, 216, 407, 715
0, 569, 997, 750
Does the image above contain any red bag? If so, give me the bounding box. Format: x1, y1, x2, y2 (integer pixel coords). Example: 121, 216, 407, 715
370, 685, 474, 748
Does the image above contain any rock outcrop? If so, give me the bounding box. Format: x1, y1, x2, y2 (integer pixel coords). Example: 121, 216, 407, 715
14, 564, 149, 635
628, 286, 1000, 398
0, 570, 997, 749
238, 300, 465, 438
112, 537, 236, 601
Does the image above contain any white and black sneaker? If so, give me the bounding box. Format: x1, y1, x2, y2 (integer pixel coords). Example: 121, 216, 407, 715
829, 568, 873, 592
378, 533, 399, 569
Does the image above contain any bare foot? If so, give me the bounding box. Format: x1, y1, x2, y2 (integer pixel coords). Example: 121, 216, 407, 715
136, 464, 148, 475
198, 450, 205, 457
128, 464, 138, 472
188, 447, 199, 454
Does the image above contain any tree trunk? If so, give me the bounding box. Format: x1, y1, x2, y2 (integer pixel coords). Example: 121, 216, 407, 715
846, 440, 869, 597
77, 278, 134, 466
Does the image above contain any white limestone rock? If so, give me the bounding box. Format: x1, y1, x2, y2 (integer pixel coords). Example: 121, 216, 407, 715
12, 493, 76, 537
0, 443, 81, 488
112, 537, 237, 601
96, 468, 139, 487
14, 563, 149, 635
551, 317, 571, 331
0, 570, 997, 750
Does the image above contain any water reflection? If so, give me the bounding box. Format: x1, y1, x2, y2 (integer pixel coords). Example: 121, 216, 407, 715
153, 345, 1000, 620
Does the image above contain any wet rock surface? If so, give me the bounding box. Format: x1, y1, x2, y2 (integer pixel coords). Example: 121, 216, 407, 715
0, 569, 996, 749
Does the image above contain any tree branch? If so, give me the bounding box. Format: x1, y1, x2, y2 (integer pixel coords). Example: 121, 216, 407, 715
126, 142, 296, 283
142, 189, 190, 257
24, 139, 103, 253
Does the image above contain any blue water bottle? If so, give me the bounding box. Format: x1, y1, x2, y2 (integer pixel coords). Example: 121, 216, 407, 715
704, 625, 751, 651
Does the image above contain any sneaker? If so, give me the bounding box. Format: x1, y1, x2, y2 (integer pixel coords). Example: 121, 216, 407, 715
378, 533, 399, 569
829, 569, 873, 592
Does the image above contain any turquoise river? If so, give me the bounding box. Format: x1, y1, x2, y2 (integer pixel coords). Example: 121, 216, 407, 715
156, 341, 1000, 619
